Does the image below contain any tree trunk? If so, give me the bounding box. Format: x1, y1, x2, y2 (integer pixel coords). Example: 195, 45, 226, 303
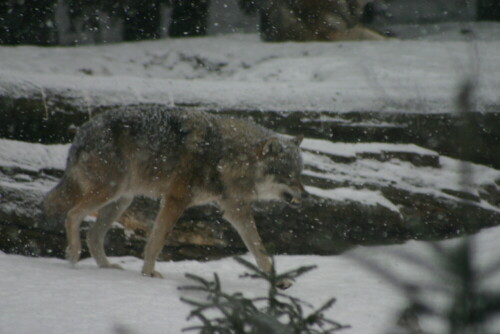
123, 0, 162, 41
477, 0, 500, 21
169, 0, 210, 37
0, 0, 59, 45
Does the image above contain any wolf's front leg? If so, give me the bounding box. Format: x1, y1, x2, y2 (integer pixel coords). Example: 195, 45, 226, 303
142, 192, 189, 278
221, 201, 292, 289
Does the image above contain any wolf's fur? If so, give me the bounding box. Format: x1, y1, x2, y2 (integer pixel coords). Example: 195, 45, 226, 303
44, 108, 305, 284
260, 0, 386, 41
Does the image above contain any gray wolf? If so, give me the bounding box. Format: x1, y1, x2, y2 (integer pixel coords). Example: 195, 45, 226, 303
258, 0, 387, 41
44, 107, 306, 288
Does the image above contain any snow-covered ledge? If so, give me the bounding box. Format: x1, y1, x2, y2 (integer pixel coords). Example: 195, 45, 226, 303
1, 137, 499, 260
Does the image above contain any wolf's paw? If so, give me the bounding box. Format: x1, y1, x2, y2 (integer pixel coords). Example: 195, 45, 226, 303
65, 246, 81, 265
142, 270, 164, 279
276, 278, 293, 290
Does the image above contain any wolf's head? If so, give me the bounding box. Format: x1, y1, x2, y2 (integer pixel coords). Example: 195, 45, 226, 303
254, 135, 307, 207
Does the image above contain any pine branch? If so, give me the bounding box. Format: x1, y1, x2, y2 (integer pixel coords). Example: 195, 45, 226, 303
179, 257, 348, 334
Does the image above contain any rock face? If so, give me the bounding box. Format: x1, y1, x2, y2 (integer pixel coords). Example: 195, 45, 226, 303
2, 92, 500, 170
1, 132, 499, 262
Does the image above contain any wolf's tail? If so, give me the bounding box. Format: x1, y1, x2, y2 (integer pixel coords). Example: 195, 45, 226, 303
43, 175, 79, 219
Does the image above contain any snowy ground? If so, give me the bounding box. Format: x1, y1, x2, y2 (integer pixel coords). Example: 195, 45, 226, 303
1, 22, 499, 113
2, 224, 500, 334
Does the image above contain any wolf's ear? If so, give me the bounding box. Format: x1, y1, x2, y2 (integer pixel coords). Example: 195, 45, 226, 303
291, 135, 304, 146
257, 137, 283, 158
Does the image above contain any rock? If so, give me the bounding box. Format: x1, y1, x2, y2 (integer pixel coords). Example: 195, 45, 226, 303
1, 89, 499, 169
1, 137, 499, 262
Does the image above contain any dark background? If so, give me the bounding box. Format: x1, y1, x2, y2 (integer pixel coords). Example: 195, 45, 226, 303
0, 0, 498, 46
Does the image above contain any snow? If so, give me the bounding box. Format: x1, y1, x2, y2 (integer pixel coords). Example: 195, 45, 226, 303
0, 140, 68, 172
301, 142, 500, 213
2, 225, 500, 334
306, 186, 402, 214
1, 23, 499, 113
302, 139, 438, 158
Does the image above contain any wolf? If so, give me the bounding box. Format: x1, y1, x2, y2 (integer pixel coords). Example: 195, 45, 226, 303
259, 0, 386, 41
44, 107, 306, 288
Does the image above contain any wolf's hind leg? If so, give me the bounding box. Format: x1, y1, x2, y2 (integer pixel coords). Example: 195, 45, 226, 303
65, 186, 120, 266
65, 209, 86, 265
87, 196, 133, 269
66, 203, 99, 265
